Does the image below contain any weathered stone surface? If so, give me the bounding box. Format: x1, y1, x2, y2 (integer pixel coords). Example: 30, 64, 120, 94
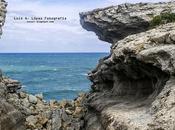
0, 74, 87, 130
26, 115, 38, 129
80, 2, 175, 43
35, 93, 43, 100
80, 2, 175, 130
0, 71, 25, 130
84, 24, 175, 130
28, 94, 38, 104
0, 0, 7, 36
51, 109, 62, 130
19, 91, 27, 99
112, 23, 175, 74
2, 77, 22, 93
0, 100, 25, 130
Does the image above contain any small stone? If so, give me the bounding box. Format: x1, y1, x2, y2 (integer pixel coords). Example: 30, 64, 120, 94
7, 93, 19, 99
9, 79, 20, 84
50, 100, 57, 108
29, 106, 35, 110
36, 99, 45, 109
26, 115, 38, 128
61, 109, 70, 122
28, 95, 37, 104
19, 91, 27, 98
21, 97, 30, 107
71, 122, 81, 130
65, 109, 73, 115
38, 116, 48, 125
35, 93, 43, 100
74, 96, 84, 107
73, 107, 84, 118
44, 110, 52, 119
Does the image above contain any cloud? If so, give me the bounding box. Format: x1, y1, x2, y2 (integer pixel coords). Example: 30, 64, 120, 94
0, 0, 169, 52
0, 0, 109, 52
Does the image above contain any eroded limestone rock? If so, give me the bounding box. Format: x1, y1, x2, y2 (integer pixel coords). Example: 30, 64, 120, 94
80, 2, 175, 130
80, 2, 175, 43
0, 0, 7, 36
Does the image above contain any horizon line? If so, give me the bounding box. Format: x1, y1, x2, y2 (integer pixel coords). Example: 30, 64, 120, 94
0, 52, 109, 54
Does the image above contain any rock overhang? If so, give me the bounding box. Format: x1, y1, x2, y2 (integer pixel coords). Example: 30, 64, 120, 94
80, 2, 175, 44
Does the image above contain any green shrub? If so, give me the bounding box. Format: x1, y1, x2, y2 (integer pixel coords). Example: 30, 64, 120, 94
150, 13, 175, 27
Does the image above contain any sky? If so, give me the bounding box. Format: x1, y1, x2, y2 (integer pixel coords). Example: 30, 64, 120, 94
0, 0, 170, 53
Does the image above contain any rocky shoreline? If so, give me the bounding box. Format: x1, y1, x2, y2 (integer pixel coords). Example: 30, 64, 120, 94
1, 0, 175, 130
0, 72, 87, 130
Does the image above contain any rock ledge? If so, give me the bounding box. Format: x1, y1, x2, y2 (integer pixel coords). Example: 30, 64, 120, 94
80, 2, 175, 43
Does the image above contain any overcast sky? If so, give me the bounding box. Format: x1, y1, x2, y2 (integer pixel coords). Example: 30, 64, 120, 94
0, 0, 170, 53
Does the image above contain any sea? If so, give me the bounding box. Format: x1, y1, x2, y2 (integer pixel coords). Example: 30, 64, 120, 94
0, 53, 108, 100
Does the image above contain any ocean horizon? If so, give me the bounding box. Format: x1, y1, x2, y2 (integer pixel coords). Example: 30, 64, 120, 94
0, 52, 109, 54
0, 53, 108, 100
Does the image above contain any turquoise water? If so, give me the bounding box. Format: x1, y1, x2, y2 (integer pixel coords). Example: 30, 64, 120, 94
0, 53, 107, 100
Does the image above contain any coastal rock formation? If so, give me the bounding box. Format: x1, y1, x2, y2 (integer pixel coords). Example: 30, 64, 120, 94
0, 0, 7, 36
80, 2, 175, 130
0, 74, 25, 130
80, 2, 175, 43
1, 0, 175, 130
0, 74, 87, 130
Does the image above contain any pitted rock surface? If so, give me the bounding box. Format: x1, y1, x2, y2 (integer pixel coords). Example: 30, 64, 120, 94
80, 2, 175, 43
0, 0, 7, 36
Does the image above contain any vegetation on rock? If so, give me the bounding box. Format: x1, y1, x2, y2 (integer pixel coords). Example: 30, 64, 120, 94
150, 13, 175, 27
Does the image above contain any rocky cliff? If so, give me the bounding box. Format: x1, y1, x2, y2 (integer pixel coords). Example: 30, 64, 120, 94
0, 1, 24, 130
80, 2, 175, 130
80, 2, 175, 44
0, 0, 7, 36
